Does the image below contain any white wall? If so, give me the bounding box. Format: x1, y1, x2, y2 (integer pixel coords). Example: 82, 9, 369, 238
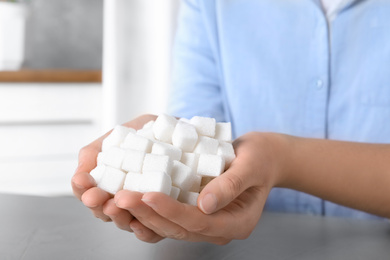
103, 0, 180, 131
0, 0, 180, 197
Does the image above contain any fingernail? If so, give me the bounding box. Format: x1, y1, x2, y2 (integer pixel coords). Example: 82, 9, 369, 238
200, 193, 217, 214
114, 193, 123, 207
72, 180, 85, 189
141, 198, 158, 210
88, 175, 97, 186
132, 227, 143, 235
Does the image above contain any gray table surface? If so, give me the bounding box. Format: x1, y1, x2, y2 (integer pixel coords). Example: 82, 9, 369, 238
1, 193, 389, 260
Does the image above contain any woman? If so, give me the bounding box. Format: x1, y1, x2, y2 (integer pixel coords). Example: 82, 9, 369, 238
72, 0, 390, 244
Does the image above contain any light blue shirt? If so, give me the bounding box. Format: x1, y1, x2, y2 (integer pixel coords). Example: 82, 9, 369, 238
168, 0, 390, 220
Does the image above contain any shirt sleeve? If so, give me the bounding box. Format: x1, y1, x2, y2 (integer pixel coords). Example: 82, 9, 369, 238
167, 0, 225, 121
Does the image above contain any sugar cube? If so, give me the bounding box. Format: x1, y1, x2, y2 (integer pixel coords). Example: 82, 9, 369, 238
121, 149, 145, 173
193, 136, 219, 155
190, 116, 216, 137
180, 152, 199, 173
197, 154, 225, 177
98, 166, 126, 194
172, 121, 198, 152
153, 114, 177, 143
89, 164, 106, 184
169, 186, 181, 200
121, 132, 153, 152
152, 142, 182, 161
136, 121, 156, 141
217, 142, 236, 169
96, 152, 104, 165
171, 160, 194, 191
178, 190, 199, 206
137, 128, 156, 141
102, 125, 135, 151
214, 122, 232, 142
99, 147, 126, 169
123, 172, 143, 192
142, 153, 172, 175
142, 120, 155, 129
189, 174, 202, 193
139, 171, 172, 195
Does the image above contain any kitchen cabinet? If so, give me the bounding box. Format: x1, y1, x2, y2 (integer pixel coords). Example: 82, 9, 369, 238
0, 70, 102, 196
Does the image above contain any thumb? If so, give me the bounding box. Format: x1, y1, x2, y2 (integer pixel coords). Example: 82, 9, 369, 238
198, 163, 254, 214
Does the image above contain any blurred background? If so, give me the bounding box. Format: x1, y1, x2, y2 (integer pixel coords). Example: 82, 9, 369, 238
0, 0, 180, 196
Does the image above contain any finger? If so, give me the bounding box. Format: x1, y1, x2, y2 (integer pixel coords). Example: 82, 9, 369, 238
197, 135, 267, 214
198, 159, 255, 214
103, 198, 134, 232
71, 136, 107, 199
71, 172, 96, 200
114, 190, 179, 238
129, 219, 165, 243
82, 187, 112, 222
141, 191, 262, 240
115, 190, 229, 243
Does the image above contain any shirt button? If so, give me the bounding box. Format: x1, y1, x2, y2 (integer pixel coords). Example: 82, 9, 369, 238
316, 79, 323, 89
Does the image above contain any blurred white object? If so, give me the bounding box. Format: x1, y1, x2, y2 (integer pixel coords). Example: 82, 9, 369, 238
0, 83, 102, 196
102, 0, 179, 130
0, 2, 27, 70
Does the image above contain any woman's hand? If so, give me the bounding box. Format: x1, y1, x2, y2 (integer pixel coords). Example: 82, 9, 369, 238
113, 132, 288, 244
71, 114, 161, 235
73, 114, 390, 245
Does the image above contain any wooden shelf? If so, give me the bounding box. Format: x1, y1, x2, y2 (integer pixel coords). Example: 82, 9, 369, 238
0, 70, 102, 83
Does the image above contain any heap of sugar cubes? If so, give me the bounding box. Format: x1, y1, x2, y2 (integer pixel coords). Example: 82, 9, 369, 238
89, 114, 235, 206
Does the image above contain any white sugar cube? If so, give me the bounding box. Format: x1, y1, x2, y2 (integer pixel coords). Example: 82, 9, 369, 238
102, 125, 135, 151
142, 153, 172, 175
153, 114, 177, 143
137, 121, 156, 141
139, 171, 172, 195
121, 149, 145, 173
217, 142, 236, 169
152, 142, 182, 161
89, 164, 106, 184
123, 172, 143, 192
190, 116, 216, 137
171, 160, 194, 191
96, 152, 104, 165
137, 128, 156, 141
121, 132, 153, 152
143, 120, 155, 129
189, 174, 202, 193
178, 190, 199, 206
180, 152, 199, 173
197, 154, 225, 177
193, 136, 219, 155
169, 186, 181, 200
214, 122, 232, 142
99, 147, 126, 169
172, 121, 198, 152
98, 166, 126, 194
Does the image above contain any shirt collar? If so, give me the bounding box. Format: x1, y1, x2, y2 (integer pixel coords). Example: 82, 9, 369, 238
323, 0, 357, 22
